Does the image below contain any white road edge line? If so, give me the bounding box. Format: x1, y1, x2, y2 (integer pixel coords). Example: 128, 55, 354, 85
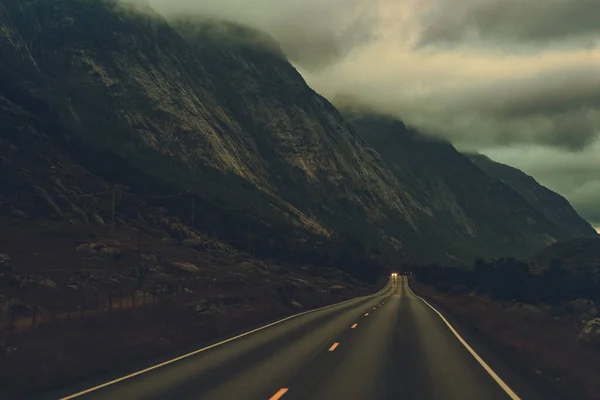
405, 278, 521, 400
58, 281, 392, 399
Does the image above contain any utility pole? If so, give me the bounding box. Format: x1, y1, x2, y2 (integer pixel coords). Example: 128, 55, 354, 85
191, 167, 196, 230
111, 186, 116, 240
191, 192, 195, 230
247, 217, 251, 254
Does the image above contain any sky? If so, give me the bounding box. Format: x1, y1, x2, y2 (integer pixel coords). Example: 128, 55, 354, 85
146, 0, 600, 229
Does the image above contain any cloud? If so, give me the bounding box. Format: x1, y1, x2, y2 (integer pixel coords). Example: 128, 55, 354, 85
418, 0, 600, 48
146, 0, 378, 70
482, 139, 600, 227
137, 0, 600, 226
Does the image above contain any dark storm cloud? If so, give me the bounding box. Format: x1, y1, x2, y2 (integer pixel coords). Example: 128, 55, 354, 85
418, 0, 600, 48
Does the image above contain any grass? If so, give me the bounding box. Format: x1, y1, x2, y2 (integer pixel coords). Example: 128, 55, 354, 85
411, 280, 600, 400
0, 218, 376, 398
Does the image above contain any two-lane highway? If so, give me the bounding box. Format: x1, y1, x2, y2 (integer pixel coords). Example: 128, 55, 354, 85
51, 276, 542, 400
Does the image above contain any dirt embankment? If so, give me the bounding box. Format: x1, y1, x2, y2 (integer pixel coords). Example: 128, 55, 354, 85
411, 280, 600, 400
0, 219, 378, 399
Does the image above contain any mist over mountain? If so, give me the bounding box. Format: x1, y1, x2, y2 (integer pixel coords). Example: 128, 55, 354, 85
0, 0, 593, 274
466, 153, 598, 239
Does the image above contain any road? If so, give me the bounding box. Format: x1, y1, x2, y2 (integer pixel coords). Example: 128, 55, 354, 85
52, 276, 543, 400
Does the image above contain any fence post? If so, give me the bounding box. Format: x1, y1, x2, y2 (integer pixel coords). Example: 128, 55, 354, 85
119, 288, 123, 310
66, 307, 70, 322
132, 290, 135, 309
80, 296, 85, 320
9, 309, 15, 337
95, 292, 99, 316
108, 289, 112, 314
51, 307, 55, 323
32, 305, 37, 327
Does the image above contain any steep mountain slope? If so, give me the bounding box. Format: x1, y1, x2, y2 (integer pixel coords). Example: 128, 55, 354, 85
466, 153, 598, 239
0, 0, 429, 270
0, 0, 578, 269
340, 110, 570, 259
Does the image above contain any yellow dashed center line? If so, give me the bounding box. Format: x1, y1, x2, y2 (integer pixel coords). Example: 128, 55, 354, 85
351, 323, 358, 329
269, 388, 289, 400
329, 342, 340, 352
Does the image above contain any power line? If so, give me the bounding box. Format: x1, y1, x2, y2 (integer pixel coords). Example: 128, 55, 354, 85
6, 189, 114, 198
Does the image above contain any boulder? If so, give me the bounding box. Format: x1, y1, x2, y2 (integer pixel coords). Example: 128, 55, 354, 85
169, 261, 200, 273
290, 299, 303, 309
3, 299, 29, 317
39, 278, 57, 289
288, 277, 311, 289
141, 253, 159, 264
329, 285, 346, 292
577, 318, 600, 347
76, 243, 99, 255
93, 213, 106, 226
99, 246, 123, 261
77, 243, 123, 261
268, 265, 285, 273
565, 299, 597, 319
182, 239, 205, 249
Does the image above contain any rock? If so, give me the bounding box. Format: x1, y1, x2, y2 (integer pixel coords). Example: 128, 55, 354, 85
268, 265, 285, 273
3, 299, 29, 317
161, 237, 179, 244
39, 278, 57, 289
329, 285, 346, 292
77, 243, 123, 261
577, 318, 600, 347
290, 299, 303, 309
99, 246, 123, 261
169, 261, 200, 273
0, 343, 18, 356
93, 213, 106, 226
182, 239, 205, 249
186, 299, 225, 315
76, 243, 100, 255
565, 299, 597, 317
141, 253, 159, 264
169, 222, 200, 240
9, 206, 27, 219
288, 277, 311, 288
159, 337, 171, 346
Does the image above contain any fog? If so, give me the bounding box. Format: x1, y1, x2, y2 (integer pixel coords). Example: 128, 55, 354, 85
142, 0, 600, 228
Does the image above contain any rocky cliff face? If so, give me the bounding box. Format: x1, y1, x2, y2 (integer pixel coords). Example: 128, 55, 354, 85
466, 153, 598, 239
0, 0, 426, 271
341, 111, 570, 259
0, 0, 580, 269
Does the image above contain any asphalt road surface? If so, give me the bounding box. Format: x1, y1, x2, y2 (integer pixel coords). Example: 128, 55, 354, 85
51, 276, 545, 400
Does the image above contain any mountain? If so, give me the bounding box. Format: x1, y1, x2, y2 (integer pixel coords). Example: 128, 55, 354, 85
466, 153, 598, 239
0, 0, 579, 273
528, 237, 600, 274
339, 109, 571, 260
0, 0, 429, 277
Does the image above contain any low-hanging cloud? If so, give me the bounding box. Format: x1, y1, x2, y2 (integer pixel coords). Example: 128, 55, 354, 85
418, 0, 600, 48
483, 140, 600, 227
147, 0, 378, 70
139, 0, 600, 226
